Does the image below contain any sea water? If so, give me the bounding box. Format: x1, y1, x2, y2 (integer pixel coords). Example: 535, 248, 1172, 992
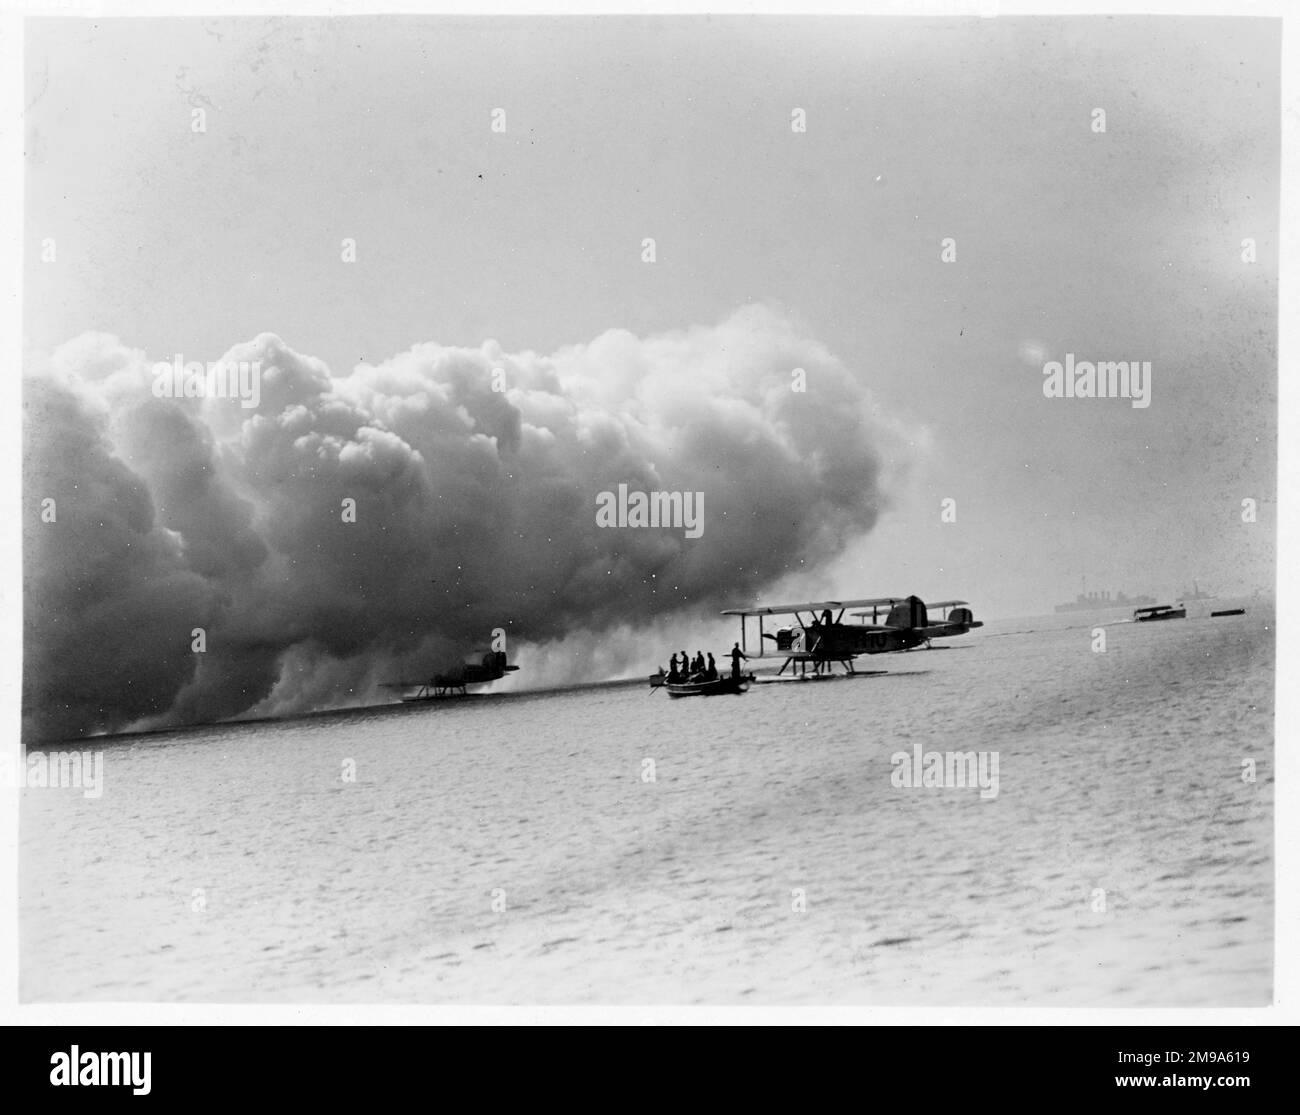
20, 602, 1273, 1004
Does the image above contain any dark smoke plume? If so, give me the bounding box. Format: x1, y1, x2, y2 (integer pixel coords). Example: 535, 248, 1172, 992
23, 305, 912, 739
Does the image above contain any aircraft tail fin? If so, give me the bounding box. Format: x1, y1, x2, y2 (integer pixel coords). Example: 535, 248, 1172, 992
481, 650, 517, 675
885, 595, 929, 629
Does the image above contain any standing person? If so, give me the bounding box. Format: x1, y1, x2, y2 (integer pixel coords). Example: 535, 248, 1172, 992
729, 642, 748, 679
669, 653, 680, 682
706, 652, 718, 680
693, 650, 705, 675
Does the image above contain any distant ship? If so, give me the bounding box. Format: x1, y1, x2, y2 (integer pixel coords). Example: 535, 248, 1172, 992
1177, 580, 1216, 601
1054, 589, 1156, 614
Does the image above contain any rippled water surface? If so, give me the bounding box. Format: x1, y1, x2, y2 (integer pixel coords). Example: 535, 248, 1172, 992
21, 603, 1273, 1003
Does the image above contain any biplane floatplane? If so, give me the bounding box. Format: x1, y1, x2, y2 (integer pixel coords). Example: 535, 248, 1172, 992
381, 650, 518, 700
721, 596, 983, 681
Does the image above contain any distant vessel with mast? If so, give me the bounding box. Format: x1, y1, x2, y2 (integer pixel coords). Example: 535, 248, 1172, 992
1055, 589, 1157, 614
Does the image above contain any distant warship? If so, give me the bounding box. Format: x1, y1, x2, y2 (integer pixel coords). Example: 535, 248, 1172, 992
1054, 589, 1156, 614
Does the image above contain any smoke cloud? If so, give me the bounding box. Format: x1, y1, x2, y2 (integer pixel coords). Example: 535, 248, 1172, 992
24, 304, 913, 740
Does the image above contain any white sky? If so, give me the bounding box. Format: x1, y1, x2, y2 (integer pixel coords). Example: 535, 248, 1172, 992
23, 13, 1278, 615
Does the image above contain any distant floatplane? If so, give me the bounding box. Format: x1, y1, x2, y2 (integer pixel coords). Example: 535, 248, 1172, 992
382, 649, 518, 700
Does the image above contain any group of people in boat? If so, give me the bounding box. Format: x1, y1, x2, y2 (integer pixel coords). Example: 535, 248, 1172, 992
664, 643, 749, 683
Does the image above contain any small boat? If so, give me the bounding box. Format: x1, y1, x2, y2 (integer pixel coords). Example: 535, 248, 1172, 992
1211, 608, 1246, 617
1134, 604, 1186, 622
664, 674, 751, 698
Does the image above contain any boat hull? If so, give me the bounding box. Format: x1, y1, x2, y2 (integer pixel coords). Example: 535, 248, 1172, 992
664, 676, 750, 697
1135, 608, 1186, 621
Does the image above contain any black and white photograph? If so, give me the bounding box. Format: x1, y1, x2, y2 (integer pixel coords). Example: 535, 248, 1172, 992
6, 0, 1293, 1032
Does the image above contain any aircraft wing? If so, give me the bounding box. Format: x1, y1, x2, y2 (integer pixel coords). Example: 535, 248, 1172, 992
722, 597, 904, 617
849, 599, 970, 617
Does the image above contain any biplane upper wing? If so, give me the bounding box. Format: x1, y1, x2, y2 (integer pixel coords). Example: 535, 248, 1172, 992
721, 597, 904, 617
848, 600, 971, 618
